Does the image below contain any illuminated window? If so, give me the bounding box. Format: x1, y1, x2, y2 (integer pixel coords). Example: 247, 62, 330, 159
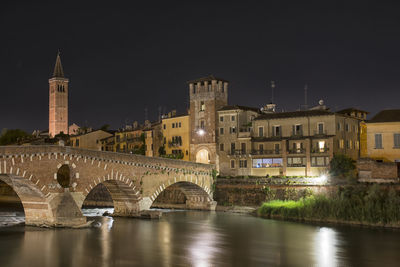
200, 101, 205, 111
318, 141, 325, 152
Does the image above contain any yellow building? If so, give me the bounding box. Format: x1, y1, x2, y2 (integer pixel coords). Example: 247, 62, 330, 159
114, 129, 144, 154
360, 121, 368, 157
144, 122, 163, 157
70, 130, 113, 151
162, 114, 190, 161
365, 109, 400, 162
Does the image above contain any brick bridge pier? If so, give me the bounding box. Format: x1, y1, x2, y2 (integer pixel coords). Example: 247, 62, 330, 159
0, 146, 216, 227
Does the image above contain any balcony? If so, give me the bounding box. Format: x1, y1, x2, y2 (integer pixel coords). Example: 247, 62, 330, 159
288, 148, 305, 154
291, 131, 303, 138
311, 147, 329, 153
313, 130, 328, 136
251, 149, 281, 155
229, 149, 247, 156
238, 128, 252, 138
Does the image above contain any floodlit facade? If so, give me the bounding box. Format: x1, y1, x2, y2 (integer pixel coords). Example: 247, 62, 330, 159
70, 130, 113, 151
218, 107, 366, 177
161, 114, 190, 161
365, 109, 400, 162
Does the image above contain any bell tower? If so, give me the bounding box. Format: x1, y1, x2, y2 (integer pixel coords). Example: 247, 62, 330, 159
49, 52, 69, 137
188, 75, 228, 164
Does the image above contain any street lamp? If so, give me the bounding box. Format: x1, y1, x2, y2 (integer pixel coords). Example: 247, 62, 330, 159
197, 129, 205, 136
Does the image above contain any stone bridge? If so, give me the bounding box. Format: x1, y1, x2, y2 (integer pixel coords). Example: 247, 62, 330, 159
0, 146, 216, 227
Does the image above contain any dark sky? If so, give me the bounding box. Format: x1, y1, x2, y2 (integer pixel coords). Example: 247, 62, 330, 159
1, 1, 399, 132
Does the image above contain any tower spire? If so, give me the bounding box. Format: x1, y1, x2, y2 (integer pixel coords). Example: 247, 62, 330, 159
52, 51, 65, 78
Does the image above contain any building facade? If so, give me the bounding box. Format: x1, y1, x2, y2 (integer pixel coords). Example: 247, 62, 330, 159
188, 75, 228, 165
218, 108, 364, 177
144, 122, 163, 158
217, 105, 260, 176
70, 130, 113, 151
49, 52, 69, 137
161, 114, 190, 161
365, 109, 400, 162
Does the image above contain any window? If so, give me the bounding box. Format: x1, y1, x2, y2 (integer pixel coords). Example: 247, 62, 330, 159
311, 156, 330, 166
355, 141, 360, 150
200, 120, 205, 129
172, 123, 175, 128
375, 134, 383, 149
394, 134, 400, 148
220, 128, 224, 135
230, 160, 235, 169
220, 143, 224, 151
340, 139, 344, 149
318, 123, 324, 134
163, 124, 166, 130
241, 143, 246, 154
346, 140, 350, 149
337, 123, 341, 131
273, 126, 281, 137
259, 144, 264, 153
287, 157, 306, 167
220, 116, 224, 122
345, 123, 350, 132
75, 139, 79, 147
293, 124, 303, 136
258, 127, 264, 137
239, 160, 247, 168
252, 158, 283, 168
163, 137, 166, 144
230, 127, 236, 134
231, 115, 235, 121
318, 141, 326, 152
274, 143, 280, 154
179, 122, 181, 127
208, 84, 212, 91
231, 143, 235, 154
193, 85, 197, 94
200, 101, 205, 111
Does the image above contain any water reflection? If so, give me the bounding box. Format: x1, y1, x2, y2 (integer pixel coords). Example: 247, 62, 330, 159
1, 210, 400, 266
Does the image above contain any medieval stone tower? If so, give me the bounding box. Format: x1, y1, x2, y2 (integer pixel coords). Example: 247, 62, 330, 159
188, 75, 228, 165
49, 52, 69, 137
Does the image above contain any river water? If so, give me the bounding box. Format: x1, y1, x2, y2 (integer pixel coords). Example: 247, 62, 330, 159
1, 209, 400, 267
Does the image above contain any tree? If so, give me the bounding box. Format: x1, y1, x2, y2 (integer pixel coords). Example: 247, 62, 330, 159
0, 129, 29, 145
100, 124, 110, 131
158, 145, 166, 156
329, 154, 356, 179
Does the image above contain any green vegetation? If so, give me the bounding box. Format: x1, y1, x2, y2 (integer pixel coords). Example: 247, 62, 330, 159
131, 133, 146, 155
0, 129, 30, 145
329, 154, 356, 179
258, 185, 400, 226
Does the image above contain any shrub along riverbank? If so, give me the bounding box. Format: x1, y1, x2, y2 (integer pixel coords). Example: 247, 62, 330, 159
257, 185, 400, 228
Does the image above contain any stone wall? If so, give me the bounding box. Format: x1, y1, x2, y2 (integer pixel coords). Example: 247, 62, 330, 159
357, 158, 399, 182
215, 178, 332, 206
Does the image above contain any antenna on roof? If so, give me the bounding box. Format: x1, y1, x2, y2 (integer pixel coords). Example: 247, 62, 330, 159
158, 106, 162, 122
270, 81, 275, 103
304, 84, 308, 110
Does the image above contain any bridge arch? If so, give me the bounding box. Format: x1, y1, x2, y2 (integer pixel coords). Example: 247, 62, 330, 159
149, 180, 215, 211
80, 177, 142, 216
0, 174, 54, 226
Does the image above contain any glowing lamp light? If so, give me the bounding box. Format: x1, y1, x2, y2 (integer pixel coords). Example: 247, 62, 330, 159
319, 174, 328, 183
197, 129, 205, 136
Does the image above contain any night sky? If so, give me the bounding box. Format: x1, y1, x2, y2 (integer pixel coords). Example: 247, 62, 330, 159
1, 1, 399, 133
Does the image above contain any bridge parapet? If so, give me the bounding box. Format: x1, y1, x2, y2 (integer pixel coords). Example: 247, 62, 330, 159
0, 146, 216, 227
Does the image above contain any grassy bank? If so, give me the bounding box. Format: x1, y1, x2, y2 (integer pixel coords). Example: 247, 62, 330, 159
257, 185, 400, 227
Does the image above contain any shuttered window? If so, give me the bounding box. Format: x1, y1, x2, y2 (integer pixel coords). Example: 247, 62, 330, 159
375, 134, 383, 149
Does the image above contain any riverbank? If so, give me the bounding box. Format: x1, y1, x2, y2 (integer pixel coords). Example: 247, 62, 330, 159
256, 185, 400, 229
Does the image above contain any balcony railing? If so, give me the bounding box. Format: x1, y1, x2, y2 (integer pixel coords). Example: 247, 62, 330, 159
229, 150, 247, 155
291, 131, 303, 137
288, 148, 305, 154
313, 130, 328, 136
251, 149, 281, 155
311, 147, 329, 153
